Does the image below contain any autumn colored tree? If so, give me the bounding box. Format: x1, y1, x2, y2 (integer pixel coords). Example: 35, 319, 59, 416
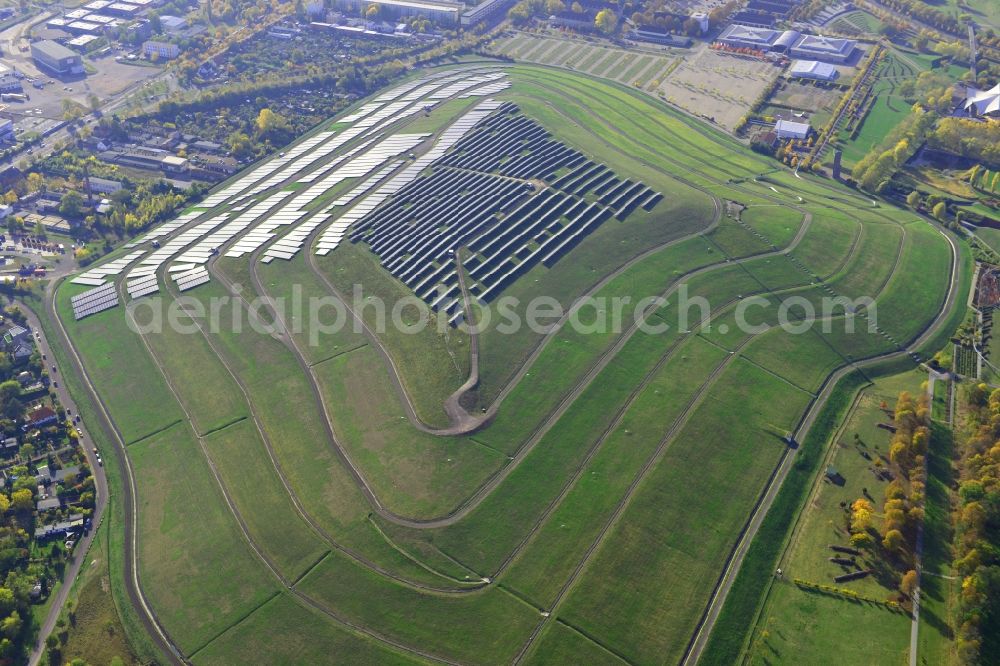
883, 528, 904, 553
901, 569, 918, 597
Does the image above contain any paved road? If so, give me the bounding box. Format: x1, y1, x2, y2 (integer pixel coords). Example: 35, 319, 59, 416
21, 302, 109, 666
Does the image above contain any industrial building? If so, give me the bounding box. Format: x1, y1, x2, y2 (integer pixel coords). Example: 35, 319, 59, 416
716, 25, 799, 52
789, 33, 857, 64
142, 40, 180, 59
630, 28, 693, 47
332, 0, 462, 23
461, 0, 515, 26
775, 118, 810, 139
30, 40, 84, 75
789, 59, 838, 81
0, 64, 21, 93
717, 25, 857, 63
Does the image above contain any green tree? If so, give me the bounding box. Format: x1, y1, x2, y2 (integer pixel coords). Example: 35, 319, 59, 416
9, 488, 32, 513
0, 612, 19, 641
906, 190, 922, 209
595, 8, 617, 33
932, 201, 948, 221
59, 191, 85, 219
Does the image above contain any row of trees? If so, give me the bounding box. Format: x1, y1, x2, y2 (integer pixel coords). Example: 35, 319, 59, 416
852, 105, 937, 193
966, 165, 1000, 195
847, 392, 928, 603
953, 384, 1000, 663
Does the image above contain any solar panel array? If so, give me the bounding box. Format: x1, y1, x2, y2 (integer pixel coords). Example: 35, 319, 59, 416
179, 192, 292, 264
199, 131, 338, 209
174, 266, 210, 292
70, 250, 146, 286
255, 134, 427, 262
315, 98, 507, 256
347, 103, 662, 324
124, 211, 201, 249
126, 274, 159, 299
126, 214, 230, 284
68, 68, 525, 316
71, 282, 119, 319
459, 79, 512, 98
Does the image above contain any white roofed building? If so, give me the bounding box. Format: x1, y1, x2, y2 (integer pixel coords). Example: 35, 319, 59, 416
716, 24, 782, 51
789, 60, 838, 81
0, 63, 21, 93
775, 119, 810, 139
790, 34, 857, 64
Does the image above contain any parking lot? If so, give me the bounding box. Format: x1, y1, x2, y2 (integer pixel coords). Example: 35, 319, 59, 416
3, 55, 161, 122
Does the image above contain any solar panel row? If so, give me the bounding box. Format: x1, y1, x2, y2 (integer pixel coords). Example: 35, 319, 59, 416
257, 133, 426, 262
71, 282, 116, 307
315, 97, 508, 255
72, 285, 120, 320
71, 250, 146, 285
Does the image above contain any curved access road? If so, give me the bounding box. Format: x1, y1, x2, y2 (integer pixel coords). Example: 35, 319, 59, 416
680, 224, 963, 666
40, 280, 186, 666
22, 302, 108, 666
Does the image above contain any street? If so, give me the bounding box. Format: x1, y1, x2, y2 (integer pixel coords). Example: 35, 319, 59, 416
20, 299, 109, 666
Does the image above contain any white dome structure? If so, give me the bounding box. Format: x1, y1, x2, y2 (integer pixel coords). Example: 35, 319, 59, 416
964, 83, 1000, 118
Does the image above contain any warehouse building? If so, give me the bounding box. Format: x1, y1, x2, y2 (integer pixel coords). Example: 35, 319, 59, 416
716, 25, 800, 52
789, 34, 857, 63
775, 118, 810, 139
30, 40, 84, 75
789, 59, 838, 81
0, 64, 21, 93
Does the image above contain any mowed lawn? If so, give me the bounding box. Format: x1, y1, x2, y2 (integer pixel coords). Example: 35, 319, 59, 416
503, 336, 731, 608
130, 422, 279, 654
744, 370, 935, 666
748, 581, 911, 666
137, 297, 249, 435
313, 344, 507, 517
554, 362, 813, 664
314, 240, 470, 429
56, 282, 184, 443
190, 593, 419, 665
296, 550, 541, 666
527, 621, 627, 665
202, 418, 329, 580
